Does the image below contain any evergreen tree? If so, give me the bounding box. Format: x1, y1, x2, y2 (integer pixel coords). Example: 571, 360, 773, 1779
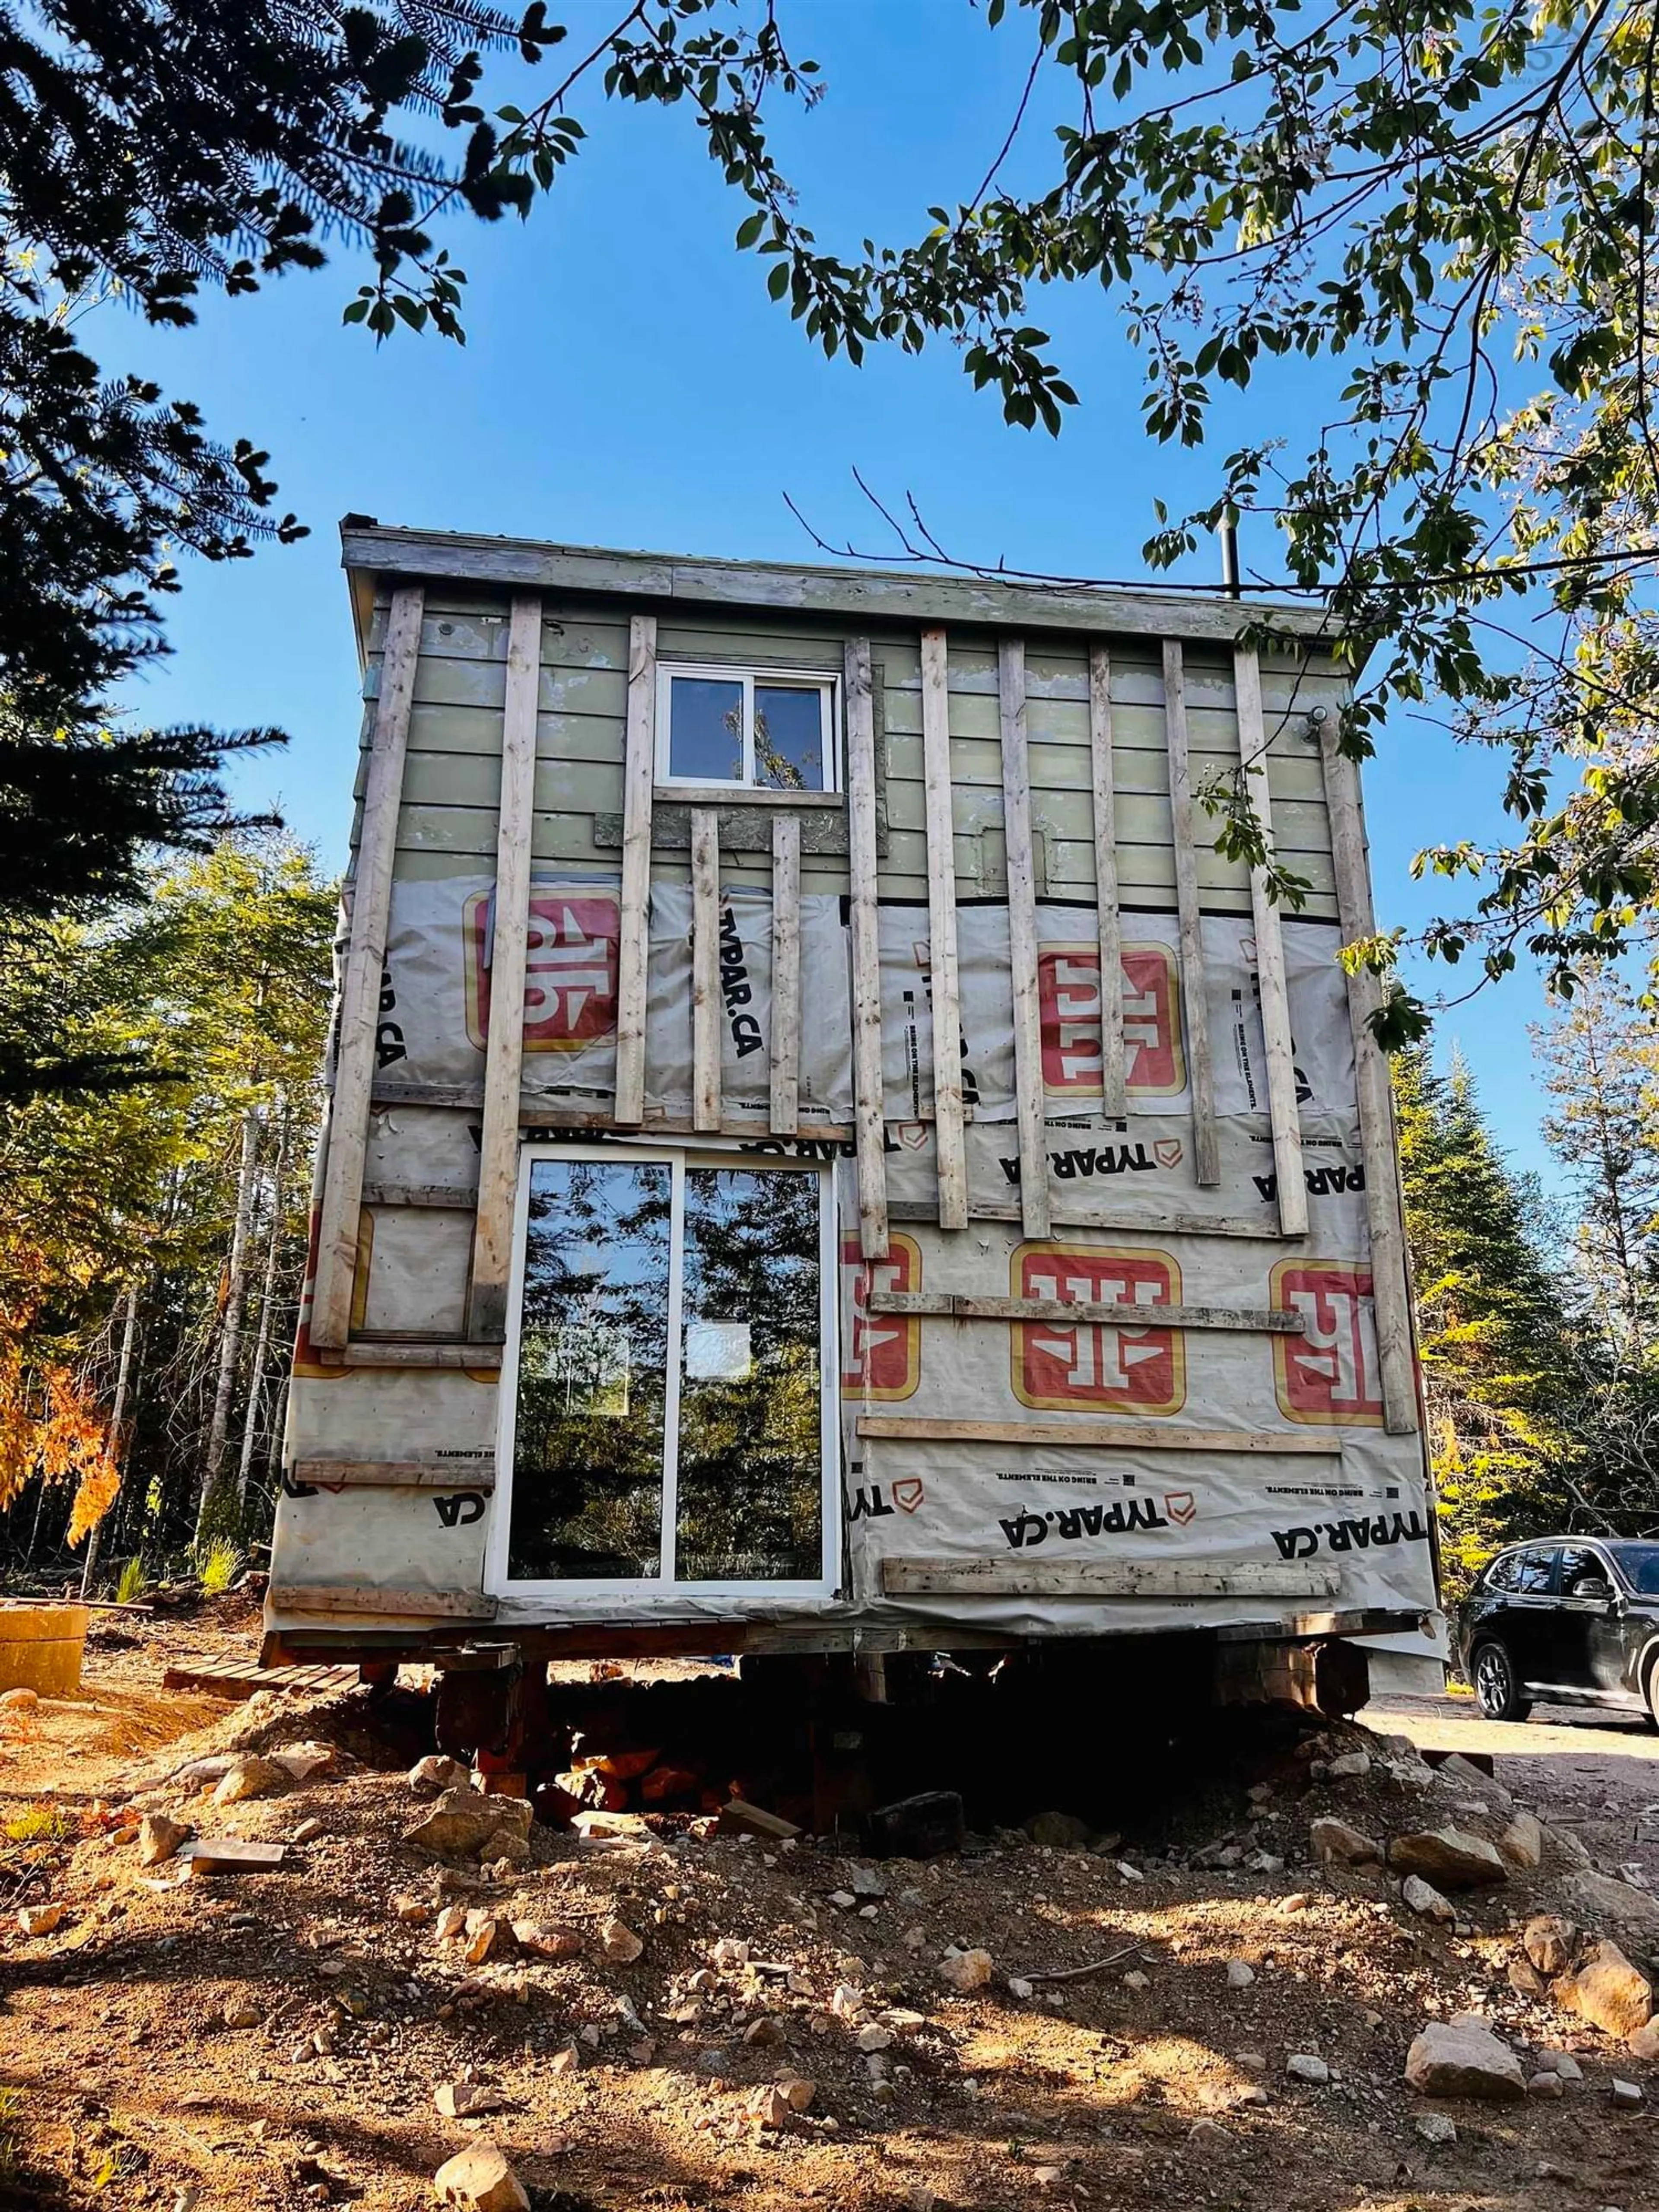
1534, 974, 1659, 1363
1394, 1046, 1580, 1589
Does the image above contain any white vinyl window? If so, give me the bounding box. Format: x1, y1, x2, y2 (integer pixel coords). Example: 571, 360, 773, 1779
487, 1144, 839, 1602
655, 663, 839, 794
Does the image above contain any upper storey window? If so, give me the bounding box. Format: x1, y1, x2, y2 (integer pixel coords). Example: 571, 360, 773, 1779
656, 664, 839, 794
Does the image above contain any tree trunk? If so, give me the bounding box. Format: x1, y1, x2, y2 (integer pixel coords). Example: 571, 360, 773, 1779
80, 1282, 140, 1598
237, 1103, 289, 1503
197, 1105, 261, 1542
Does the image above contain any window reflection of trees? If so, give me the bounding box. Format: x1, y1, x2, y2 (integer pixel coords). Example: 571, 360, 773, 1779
509, 1159, 671, 1581
676, 1169, 821, 1583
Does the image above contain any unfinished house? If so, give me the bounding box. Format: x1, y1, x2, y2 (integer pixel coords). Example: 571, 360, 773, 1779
264, 524, 1440, 1778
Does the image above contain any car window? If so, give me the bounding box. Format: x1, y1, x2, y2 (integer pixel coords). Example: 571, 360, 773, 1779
1484, 1553, 1520, 1592
1560, 1547, 1612, 1596
1513, 1547, 1559, 1594
1605, 1544, 1659, 1594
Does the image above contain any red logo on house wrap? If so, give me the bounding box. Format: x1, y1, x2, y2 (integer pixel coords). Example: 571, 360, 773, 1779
464, 889, 620, 1053
841, 1233, 922, 1403
1036, 942, 1185, 1097
1009, 1242, 1186, 1415
1270, 1260, 1385, 1427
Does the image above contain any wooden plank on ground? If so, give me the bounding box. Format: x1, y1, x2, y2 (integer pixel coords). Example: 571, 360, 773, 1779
1162, 639, 1220, 1186
855, 1414, 1338, 1454
467, 591, 542, 1340
920, 626, 968, 1229
614, 611, 657, 1126
881, 1559, 1340, 1599
160, 1659, 360, 1702
844, 636, 889, 1257
1318, 715, 1420, 1434
770, 812, 801, 1134
866, 1290, 1304, 1332
1089, 641, 1128, 1117
311, 584, 424, 1350
691, 806, 721, 1131
998, 636, 1050, 1238
1234, 644, 1307, 1236
269, 1584, 501, 1620
182, 1839, 292, 1876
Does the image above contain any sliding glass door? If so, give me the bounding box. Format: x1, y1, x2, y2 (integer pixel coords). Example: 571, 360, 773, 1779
491, 1147, 836, 1599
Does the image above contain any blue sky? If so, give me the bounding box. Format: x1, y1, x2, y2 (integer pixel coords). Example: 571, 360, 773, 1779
108, 0, 1557, 1181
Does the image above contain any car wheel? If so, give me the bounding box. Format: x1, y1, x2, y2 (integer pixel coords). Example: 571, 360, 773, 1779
1641, 1654, 1659, 1730
1471, 1638, 1532, 1723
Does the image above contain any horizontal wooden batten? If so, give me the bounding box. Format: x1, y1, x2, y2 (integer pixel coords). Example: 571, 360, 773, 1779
270, 1583, 500, 1621
855, 1415, 1338, 1455
866, 1291, 1305, 1333
291, 1457, 496, 1489
885, 1199, 1300, 1241
361, 1182, 478, 1210
323, 1343, 504, 1371
369, 1079, 852, 1146
880, 1559, 1340, 1599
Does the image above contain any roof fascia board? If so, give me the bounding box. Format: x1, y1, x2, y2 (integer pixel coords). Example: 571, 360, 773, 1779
340, 523, 1367, 667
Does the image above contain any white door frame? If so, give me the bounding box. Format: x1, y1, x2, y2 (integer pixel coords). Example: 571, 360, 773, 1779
485, 1138, 840, 1605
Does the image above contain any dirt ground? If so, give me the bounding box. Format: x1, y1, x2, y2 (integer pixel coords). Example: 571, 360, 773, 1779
8, 1612, 1659, 2212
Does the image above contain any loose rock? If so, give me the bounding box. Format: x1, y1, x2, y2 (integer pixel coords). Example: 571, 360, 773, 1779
1390, 1827, 1508, 1890
512, 1921, 581, 1960
432, 2144, 529, 2212
1414, 2113, 1457, 2146
1405, 2019, 1525, 2101
212, 1756, 287, 1807
1567, 1940, 1653, 2040
1402, 1875, 1455, 1923
1497, 1812, 1545, 1870
939, 1948, 994, 1993
1285, 2054, 1329, 2085
17, 1904, 64, 1936
1309, 1817, 1381, 1866
1612, 2077, 1645, 2108
601, 1918, 644, 1964
1225, 1959, 1256, 1989
1525, 1915, 1578, 1977
138, 1814, 189, 1868
410, 1755, 470, 1796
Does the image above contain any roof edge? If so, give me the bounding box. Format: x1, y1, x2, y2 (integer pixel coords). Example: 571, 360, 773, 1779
339, 522, 1367, 667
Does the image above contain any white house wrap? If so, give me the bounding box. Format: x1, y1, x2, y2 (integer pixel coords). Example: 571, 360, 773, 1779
269, 528, 1436, 1669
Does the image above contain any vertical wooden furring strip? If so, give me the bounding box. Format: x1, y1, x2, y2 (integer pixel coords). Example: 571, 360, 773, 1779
844, 637, 889, 1258
691, 807, 721, 1133
1162, 639, 1220, 1188
1319, 717, 1419, 1435
310, 583, 424, 1351
466, 592, 542, 1341
920, 626, 969, 1231
1089, 641, 1128, 1120
770, 813, 802, 1135
998, 638, 1050, 1238
1234, 645, 1308, 1237
614, 612, 657, 1127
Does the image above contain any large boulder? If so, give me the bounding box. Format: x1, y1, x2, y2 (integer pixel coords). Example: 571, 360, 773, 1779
1564, 1939, 1653, 2040
405, 1787, 509, 1858
1564, 1871, 1659, 1934
1389, 1827, 1508, 1890
1405, 2019, 1526, 2101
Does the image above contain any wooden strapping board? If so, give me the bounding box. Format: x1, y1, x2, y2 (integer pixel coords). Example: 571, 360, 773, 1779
1233, 645, 1308, 1236
467, 591, 542, 1341
1161, 639, 1220, 1187
311, 584, 424, 1351
1318, 717, 1420, 1434
614, 612, 657, 1126
270, 1583, 501, 1621
369, 1080, 851, 1142
1088, 642, 1128, 1118
888, 1198, 1297, 1239
998, 638, 1050, 1237
293, 1456, 496, 1490
361, 1182, 478, 1210
690, 807, 721, 1131
920, 626, 968, 1229
844, 637, 889, 1257
856, 1414, 1338, 1454
332, 1342, 503, 1370
882, 1559, 1339, 1599
770, 813, 801, 1134
866, 1290, 1304, 1332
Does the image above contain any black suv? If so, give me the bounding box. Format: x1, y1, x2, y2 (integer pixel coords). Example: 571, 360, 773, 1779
1455, 1538, 1659, 1723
